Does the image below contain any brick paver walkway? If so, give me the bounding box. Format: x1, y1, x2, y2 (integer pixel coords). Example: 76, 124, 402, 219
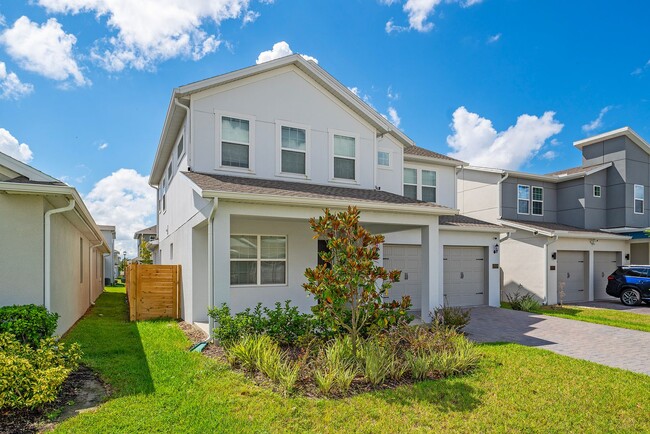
465, 307, 650, 376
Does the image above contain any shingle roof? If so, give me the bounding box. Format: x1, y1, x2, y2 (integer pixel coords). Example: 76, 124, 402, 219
439, 215, 504, 230
403, 145, 465, 164
183, 171, 453, 211
545, 163, 610, 177
4, 175, 66, 186
134, 225, 157, 236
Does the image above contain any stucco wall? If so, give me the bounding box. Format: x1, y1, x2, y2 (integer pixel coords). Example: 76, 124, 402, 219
500, 231, 547, 301
456, 169, 501, 224
375, 134, 404, 195
403, 161, 457, 209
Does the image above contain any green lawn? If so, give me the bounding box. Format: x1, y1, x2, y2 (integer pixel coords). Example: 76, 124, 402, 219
502, 302, 650, 333
56, 288, 650, 433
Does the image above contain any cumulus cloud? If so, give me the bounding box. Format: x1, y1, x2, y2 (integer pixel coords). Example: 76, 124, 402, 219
98, 142, 108, 150
0, 16, 88, 87
255, 41, 317, 64
84, 168, 156, 256
446, 106, 563, 170
541, 150, 556, 160
383, 0, 481, 33
582, 106, 613, 133
0, 128, 34, 163
37, 0, 255, 72
0, 61, 34, 100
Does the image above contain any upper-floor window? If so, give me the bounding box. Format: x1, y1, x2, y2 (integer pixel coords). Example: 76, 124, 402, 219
377, 151, 391, 168
278, 124, 308, 176
593, 185, 601, 198
517, 185, 530, 214
221, 116, 251, 169
332, 134, 356, 181
532, 186, 543, 216
176, 135, 184, 161
166, 161, 173, 181
403, 168, 417, 200
422, 170, 437, 203
230, 235, 287, 286
634, 184, 644, 214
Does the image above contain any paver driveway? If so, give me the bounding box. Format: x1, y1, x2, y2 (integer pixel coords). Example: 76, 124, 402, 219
465, 307, 650, 376
571, 300, 650, 315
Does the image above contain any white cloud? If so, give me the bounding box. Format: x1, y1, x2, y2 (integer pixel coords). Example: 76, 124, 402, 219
0, 16, 88, 87
383, 0, 481, 33
582, 106, 613, 133
0, 128, 34, 163
387, 86, 399, 101
98, 142, 108, 150
446, 106, 563, 169
385, 19, 407, 33
387, 106, 401, 127
541, 150, 556, 160
37, 0, 255, 72
255, 41, 317, 64
487, 33, 501, 43
84, 168, 156, 256
242, 10, 260, 25
0, 61, 34, 100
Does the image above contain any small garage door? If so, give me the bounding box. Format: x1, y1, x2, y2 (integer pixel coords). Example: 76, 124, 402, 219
383, 245, 421, 310
594, 251, 618, 300
557, 251, 587, 303
443, 246, 486, 307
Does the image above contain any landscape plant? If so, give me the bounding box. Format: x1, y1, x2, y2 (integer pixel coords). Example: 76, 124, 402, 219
431, 303, 471, 332
505, 289, 541, 312
0, 304, 59, 347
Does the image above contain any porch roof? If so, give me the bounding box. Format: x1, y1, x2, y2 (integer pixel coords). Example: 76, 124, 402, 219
439, 215, 505, 231
183, 171, 457, 215
499, 219, 631, 240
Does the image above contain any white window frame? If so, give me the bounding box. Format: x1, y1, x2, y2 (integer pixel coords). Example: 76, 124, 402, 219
230, 234, 288, 287
517, 184, 530, 215
403, 167, 418, 199
593, 185, 601, 198
421, 169, 437, 203
634, 184, 644, 215
215, 111, 256, 173
175, 132, 185, 166
166, 161, 173, 183
531, 186, 544, 216
275, 120, 311, 179
377, 149, 392, 169
328, 129, 360, 184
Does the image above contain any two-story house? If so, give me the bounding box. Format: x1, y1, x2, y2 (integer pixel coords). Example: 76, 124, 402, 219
456, 127, 650, 304
149, 55, 503, 328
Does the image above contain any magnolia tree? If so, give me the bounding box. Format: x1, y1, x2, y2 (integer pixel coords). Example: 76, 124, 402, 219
303, 206, 410, 357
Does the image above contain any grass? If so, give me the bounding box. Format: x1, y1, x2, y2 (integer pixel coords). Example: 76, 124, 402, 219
502, 302, 650, 333
55, 288, 650, 433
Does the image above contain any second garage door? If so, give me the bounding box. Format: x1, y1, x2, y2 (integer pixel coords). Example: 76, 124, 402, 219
443, 246, 486, 307
383, 245, 421, 310
594, 251, 618, 300
557, 251, 587, 303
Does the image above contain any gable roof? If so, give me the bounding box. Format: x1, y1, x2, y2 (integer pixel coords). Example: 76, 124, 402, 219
574, 126, 650, 154
545, 162, 612, 177
403, 145, 466, 166
439, 215, 505, 232
134, 225, 157, 239
150, 55, 420, 186
499, 219, 630, 240
183, 171, 457, 215
0, 152, 61, 184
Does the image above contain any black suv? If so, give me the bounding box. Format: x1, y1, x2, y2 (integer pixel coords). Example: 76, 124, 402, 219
606, 266, 650, 306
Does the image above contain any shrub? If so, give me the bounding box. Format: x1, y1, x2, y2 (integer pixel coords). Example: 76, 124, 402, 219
312, 336, 358, 395
0, 304, 59, 347
506, 290, 541, 312
0, 333, 81, 410
431, 305, 471, 332
429, 334, 481, 376
359, 338, 392, 386
314, 369, 336, 395
405, 351, 430, 380
227, 334, 269, 371
277, 362, 300, 395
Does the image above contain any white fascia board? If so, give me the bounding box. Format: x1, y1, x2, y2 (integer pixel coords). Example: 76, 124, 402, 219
574, 127, 650, 154
500, 220, 556, 237
584, 162, 613, 176
150, 90, 183, 186
601, 226, 649, 233
439, 225, 509, 234
0, 153, 59, 183
404, 154, 466, 167
200, 190, 458, 216
557, 232, 631, 240
463, 166, 506, 175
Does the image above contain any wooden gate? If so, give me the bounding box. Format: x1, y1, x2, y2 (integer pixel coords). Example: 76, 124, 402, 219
126, 264, 181, 321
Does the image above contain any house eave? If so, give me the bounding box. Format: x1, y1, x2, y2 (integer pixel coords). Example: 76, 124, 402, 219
574, 126, 650, 154
439, 225, 509, 233
404, 154, 466, 167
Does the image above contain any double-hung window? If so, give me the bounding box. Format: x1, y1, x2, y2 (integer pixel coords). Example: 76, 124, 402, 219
532, 186, 543, 216
422, 170, 437, 203
517, 185, 530, 214
593, 185, 601, 198
332, 134, 356, 180
403, 168, 417, 200
377, 151, 390, 168
634, 184, 644, 214
221, 116, 251, 169
280, 125, 307, 175
230, 235, 287, 286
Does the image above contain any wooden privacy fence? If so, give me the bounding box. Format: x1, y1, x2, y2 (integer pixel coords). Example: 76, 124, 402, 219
126, 264, 181, 321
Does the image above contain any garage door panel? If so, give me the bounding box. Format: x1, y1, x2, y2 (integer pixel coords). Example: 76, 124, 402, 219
384, 245, 421, 310
443, 246, 486, 307
594, 251, 617, 300
557, 251, 587, 303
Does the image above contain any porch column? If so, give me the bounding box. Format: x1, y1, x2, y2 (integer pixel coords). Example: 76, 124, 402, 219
421, 223, 440, 322
212, 207, 231, 308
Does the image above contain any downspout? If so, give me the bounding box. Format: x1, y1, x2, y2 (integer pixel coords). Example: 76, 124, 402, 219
44, 199, 75, 310
89, 241, 104, 306
174, 97, 191, 169
497, 172, 509, 219
455, 166, 463, 210
207, 199, 219, 337
543, 235, 559, 305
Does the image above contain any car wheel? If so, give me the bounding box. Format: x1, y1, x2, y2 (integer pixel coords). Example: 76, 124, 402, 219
620, 288, 642, 306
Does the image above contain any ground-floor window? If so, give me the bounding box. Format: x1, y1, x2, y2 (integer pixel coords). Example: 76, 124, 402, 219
230, 235, 287, 286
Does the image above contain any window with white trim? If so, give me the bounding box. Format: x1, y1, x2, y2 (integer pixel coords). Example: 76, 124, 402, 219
166, 161, 173, 182
332, 134, 356, 180
176, 135, 184, 161
517, 185, 530, 214
230, 235, 287, 286
634, 184, 644, 214
221, 116, 251, 168
280, 126, 307, 175
422, 170, 437, 203
593, 185, 601, 198
532, 186, 543, 216
377, 151, 390, 168
403, 168, 417, 200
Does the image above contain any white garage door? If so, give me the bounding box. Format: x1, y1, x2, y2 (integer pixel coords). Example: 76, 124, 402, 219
594, 251, 618, 300
443, 246, 486, 307
557, 251, 587, 303
383, 245, 421, 310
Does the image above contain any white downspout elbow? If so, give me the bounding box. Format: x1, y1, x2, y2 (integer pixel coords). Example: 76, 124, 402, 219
44, 199, 75, 311
497, 172, 509, 220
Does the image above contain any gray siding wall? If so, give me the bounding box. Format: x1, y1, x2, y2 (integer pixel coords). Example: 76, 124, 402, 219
583, 170, 607, 229
501, 177, 557, 223
556, 177, 585, 227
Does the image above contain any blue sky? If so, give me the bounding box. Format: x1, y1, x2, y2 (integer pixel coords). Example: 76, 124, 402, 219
1, 0, 649, 254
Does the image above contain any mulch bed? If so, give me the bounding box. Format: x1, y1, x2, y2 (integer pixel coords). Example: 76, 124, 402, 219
0, 366, 109, 434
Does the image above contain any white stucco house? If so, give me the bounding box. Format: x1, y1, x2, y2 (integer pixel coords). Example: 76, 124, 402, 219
0, 151, 109, 334
150, 55, 504, 329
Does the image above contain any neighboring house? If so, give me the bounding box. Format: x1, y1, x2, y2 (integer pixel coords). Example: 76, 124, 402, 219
456, 127, 650, 304
149, 54, 502, 328
99, 225, 117, 285
133, 225, 157, 261
0, 151, 109, 334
